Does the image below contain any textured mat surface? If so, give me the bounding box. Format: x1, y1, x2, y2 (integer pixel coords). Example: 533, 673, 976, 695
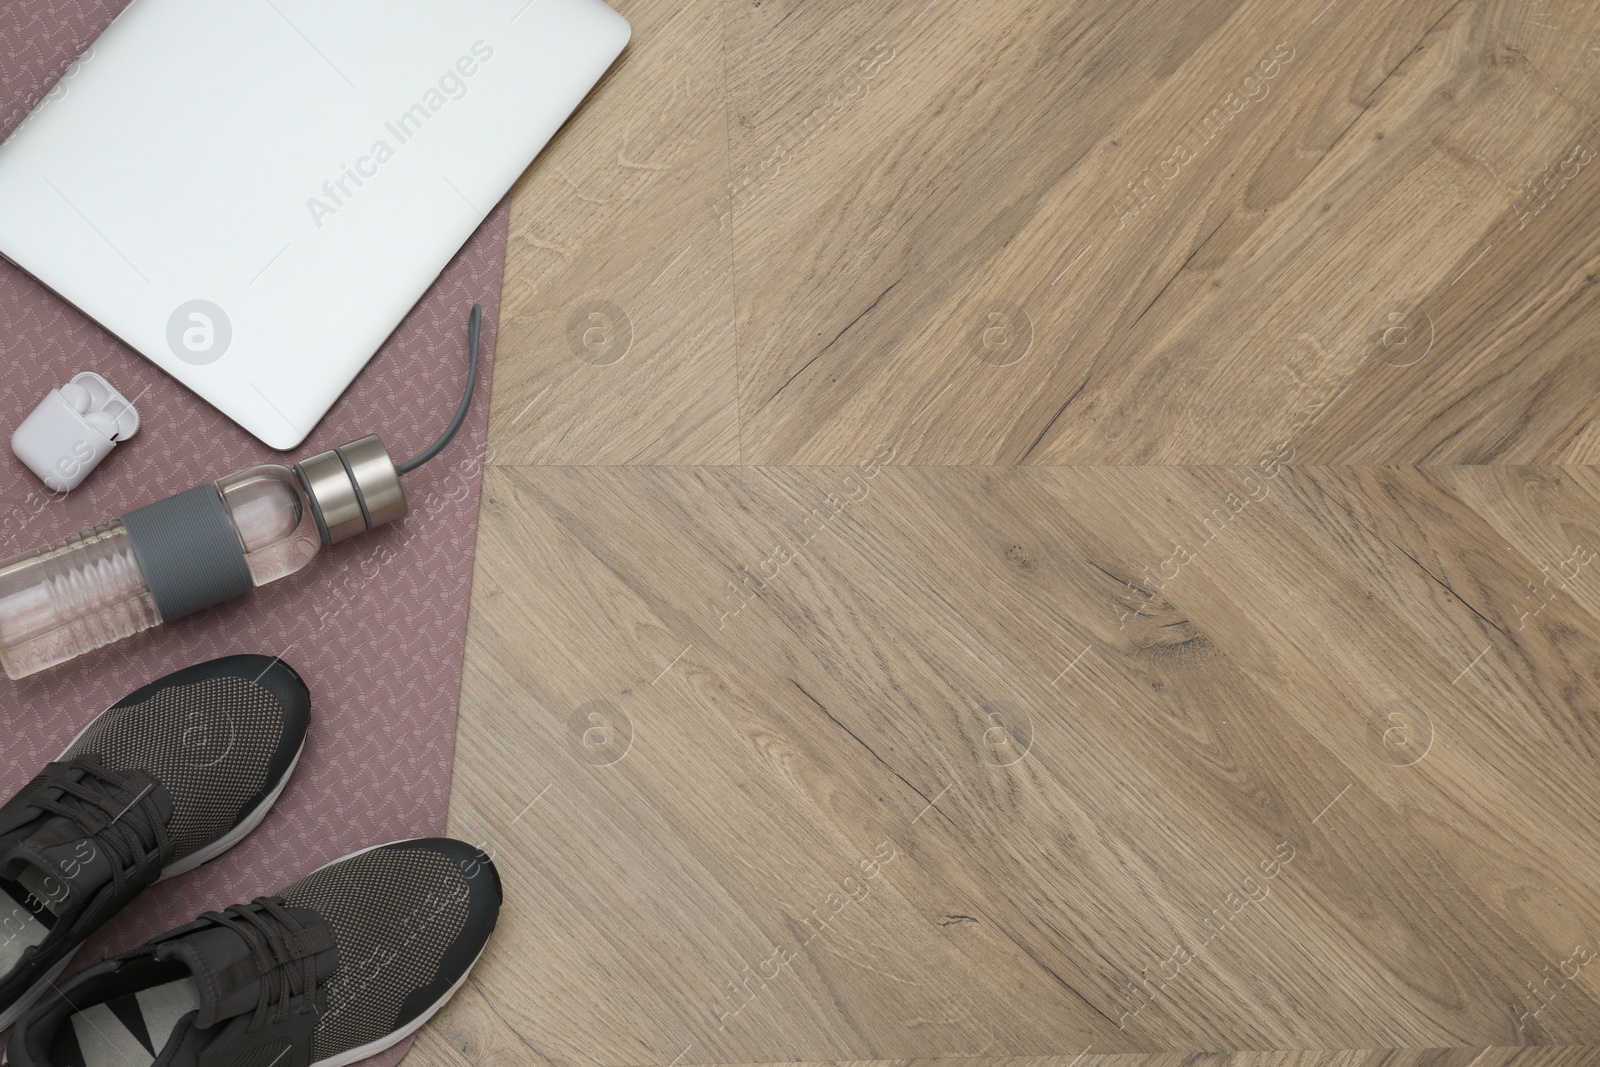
0, 5, 504, 1062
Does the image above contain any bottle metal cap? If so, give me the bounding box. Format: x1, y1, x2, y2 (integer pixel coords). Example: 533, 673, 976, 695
294, 435, 408, 545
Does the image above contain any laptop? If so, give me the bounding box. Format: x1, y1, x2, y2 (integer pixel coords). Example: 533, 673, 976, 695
0, 0, 630, 449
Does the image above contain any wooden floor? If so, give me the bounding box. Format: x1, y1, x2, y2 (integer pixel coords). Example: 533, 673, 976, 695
414, 1, 1600, 1065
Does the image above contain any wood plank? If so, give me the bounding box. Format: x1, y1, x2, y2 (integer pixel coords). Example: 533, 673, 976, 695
430, 467, 1600, 1064
487, 0, 739, 464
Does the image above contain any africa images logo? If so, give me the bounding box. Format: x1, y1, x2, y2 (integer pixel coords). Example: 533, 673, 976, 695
306, 40, 495, 229
167, 300, 233, 365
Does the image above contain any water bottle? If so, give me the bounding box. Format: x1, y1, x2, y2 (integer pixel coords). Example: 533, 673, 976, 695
0, 436, 406, 679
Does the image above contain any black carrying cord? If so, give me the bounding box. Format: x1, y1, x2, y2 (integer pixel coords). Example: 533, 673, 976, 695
396, 303, 482, 476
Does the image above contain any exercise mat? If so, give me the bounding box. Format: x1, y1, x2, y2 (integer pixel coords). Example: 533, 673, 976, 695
0, 5, 505, 1062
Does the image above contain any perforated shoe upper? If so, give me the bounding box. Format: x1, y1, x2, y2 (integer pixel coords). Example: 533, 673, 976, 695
0, 655, 310, 1027
4, 839, 501, 1067
283, 840, 497, 1062
61, 657, 309, 863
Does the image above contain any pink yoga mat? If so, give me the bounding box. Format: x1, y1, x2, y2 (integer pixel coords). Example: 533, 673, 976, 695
0, 5, 504, 1062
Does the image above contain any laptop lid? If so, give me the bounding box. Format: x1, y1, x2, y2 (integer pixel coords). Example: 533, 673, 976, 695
0, 0, 629, 449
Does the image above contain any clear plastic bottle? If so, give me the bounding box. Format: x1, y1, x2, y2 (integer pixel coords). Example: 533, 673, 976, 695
0, 466, 320, 680
0, 435, 406, 680
0, 307, 479, 682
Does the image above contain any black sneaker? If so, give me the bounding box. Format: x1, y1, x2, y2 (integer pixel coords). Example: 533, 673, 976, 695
7, 838, 500, 1067
0, 656, 311, 1031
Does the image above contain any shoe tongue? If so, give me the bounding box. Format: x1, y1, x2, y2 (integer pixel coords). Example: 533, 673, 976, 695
154, 906, 336, 1030
0, 816, 120, 919
156, 924, 260, 1030
0, 769, 175, 920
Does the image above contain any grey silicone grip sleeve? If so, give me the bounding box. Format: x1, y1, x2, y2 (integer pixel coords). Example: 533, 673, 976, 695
121, 485, 254, 622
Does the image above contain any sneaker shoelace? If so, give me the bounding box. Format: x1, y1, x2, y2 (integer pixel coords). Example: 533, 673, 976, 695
201, 897, 324, 1031
24, 756, 173, 899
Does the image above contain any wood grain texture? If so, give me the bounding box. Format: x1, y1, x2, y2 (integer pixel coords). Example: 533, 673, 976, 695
408, 1054, 1600, 1067
488, 0, 1600, 467
418, 467, 1600, 1064
416, 0, 1600, 1065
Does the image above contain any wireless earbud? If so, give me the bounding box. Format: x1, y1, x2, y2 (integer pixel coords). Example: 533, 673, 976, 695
83, 410, 121, 438
59, 382, 92, 414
